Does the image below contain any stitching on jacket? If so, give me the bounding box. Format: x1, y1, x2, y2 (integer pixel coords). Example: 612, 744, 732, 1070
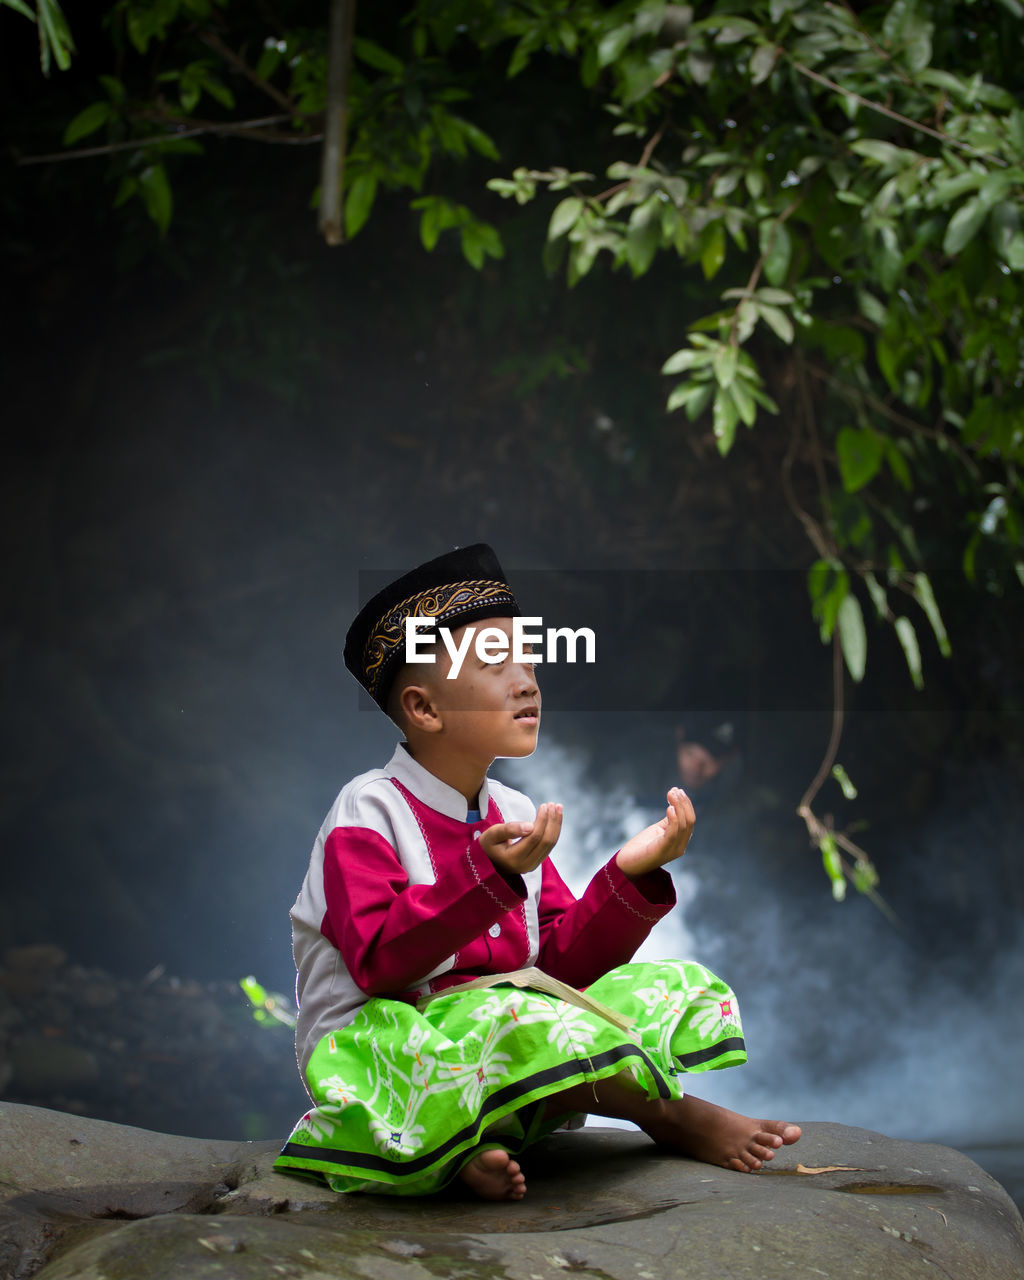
390, 777, 438, 879
603, 864, 661, 921
487, 796, 532, 961
465, 844, 514, 911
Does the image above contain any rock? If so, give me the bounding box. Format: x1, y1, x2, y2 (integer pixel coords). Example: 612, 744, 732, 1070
2, 1102, 1022, 1280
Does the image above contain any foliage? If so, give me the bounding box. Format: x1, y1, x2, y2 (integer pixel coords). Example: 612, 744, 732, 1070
239, 974, 296, 1028
474, 0, 1023, 694
24, 1, 1022, 653
13, 0, 1024, 899
3, 0, 74, 73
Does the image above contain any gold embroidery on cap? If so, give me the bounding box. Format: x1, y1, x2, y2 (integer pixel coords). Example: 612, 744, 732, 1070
363, 578, 516, 699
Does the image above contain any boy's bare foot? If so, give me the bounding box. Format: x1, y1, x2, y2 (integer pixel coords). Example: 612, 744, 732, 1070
552, 1077, 800, 1175
642, 1093, 801, 1173
459, 1147, 527, 1200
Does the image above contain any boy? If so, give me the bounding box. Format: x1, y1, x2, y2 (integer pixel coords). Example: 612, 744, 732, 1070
275, 544, 800, 1200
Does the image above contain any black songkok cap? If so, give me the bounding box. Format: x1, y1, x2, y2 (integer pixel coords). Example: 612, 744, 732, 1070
344, 543, 520, 709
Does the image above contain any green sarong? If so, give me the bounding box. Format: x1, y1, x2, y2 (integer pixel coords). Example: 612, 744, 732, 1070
274, 959, 745, 1196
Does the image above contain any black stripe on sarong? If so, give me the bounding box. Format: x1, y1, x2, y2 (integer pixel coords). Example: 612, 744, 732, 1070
277, 1042, 671, 1177
676, 1036, 746, 1069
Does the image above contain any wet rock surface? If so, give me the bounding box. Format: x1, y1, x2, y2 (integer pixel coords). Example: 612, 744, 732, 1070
3, 1102, 1023, 1280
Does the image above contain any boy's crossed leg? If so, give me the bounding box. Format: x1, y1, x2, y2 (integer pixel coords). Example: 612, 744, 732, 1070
458, 1073, 801, 1200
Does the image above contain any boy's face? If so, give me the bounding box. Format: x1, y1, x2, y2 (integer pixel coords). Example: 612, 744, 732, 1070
424, 616, 541, 762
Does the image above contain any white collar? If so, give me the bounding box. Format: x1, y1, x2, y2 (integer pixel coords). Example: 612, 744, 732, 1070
385, 742, 490, 823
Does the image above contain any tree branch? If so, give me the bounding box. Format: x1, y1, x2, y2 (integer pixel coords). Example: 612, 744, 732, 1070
319, 0, 357, 246
15, 115, 321, 165
728, 197, 801, 344
198, 29, 298, 116
796, 631, 900, 926
788, 55, 1008, 166
804, 361, 983, 481
780, 404, 833, 561
798, 630, 846, 818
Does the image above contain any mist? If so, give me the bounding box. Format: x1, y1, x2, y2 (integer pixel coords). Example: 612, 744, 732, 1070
500, 733, 1024, 1152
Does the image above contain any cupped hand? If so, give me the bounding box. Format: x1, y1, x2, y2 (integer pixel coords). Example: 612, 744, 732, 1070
479, 801, 562, 876
615, 787, 695, 878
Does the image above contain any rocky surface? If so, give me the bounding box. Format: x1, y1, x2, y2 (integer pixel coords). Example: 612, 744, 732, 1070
3, 1101, 1023, 1280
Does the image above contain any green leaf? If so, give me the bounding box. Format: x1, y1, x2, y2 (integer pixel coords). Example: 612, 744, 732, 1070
749, 43, 778, 84
856, 290, 887, 328
904, 19, 933, 71
851, 857, 879, 894
240, 975, 268, 1006
507, 30, 542, 77
912, 572, 951, 657
198, 69, 234, 110
885, 440, 912, 490
849, 139, 915, 167
353, 37, 404, 76
759, 220, 791, 287
112, 176, 137, 208
700, 221, 726, 280
810, 561, 849, 641
461, 224, 485, 269
837, 592, 867, 681
943, 198, 988, 255
98, 73, 125, 104
457, 219, 502, 270
820, 832, 846, 901
662, 346, 713, 374
962, 531, 980, 583
836, 427, 884, 492
597, 24, 633, 67
894, 616, 924, 689
667, 379, 710, 413
344, 173, 378, 239
456, 119, 500, 161
549, 196, 584, 241
667, 381, 696, 413
36, 0, 74, 73
3, 0, 34, 18
684, 383, 714, 421
713, 343, 739, 389
256, 44, 283, 81
137, 162, 172, 235
625, 213, 660, 276
63, 101, 111, 145
756, 302, 794, 343
807, 558, 834, 604
729, 376, 757, 427
712, 388, 739, 453
863, 570, 889, 619
832, 764, 859, 800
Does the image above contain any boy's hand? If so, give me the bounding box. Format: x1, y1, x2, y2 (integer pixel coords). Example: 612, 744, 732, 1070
616, 787, 695, 879
479, 802, 562, 876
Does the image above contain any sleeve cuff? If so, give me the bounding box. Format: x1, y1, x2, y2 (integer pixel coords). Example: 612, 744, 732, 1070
465, 839, 527, 908
605, 854, 676, 913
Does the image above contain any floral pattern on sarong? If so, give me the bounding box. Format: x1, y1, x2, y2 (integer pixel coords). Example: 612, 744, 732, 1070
276, 958, 746, 1196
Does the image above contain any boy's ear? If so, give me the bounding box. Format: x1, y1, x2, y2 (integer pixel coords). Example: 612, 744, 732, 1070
400, 681, 444, 734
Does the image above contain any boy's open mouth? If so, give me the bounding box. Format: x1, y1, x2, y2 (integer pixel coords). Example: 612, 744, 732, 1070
513, 705, 539, 722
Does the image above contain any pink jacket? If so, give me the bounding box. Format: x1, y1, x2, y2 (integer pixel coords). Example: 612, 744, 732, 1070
290, 744, 675, 1077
